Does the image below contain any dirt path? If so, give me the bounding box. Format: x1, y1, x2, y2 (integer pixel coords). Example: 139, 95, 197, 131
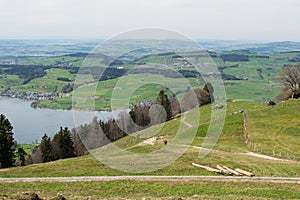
140, 113, 194, 146
181, 114, 193, 128
241, 152, 295, 162
142, 137, 160, 145
1, 176, 300, 183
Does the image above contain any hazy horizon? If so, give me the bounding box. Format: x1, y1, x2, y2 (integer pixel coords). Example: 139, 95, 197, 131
0, 37, 298, 43
0, 0, 299, 41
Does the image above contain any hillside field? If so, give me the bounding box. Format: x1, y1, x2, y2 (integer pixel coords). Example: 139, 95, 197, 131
1, 100, 299, 199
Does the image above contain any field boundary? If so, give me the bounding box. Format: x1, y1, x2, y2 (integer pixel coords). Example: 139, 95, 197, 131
243, 107, 300, 161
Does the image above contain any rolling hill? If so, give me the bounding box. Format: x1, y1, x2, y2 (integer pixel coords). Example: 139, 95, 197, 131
1, 100, 299, 178
1, 100, 300, 199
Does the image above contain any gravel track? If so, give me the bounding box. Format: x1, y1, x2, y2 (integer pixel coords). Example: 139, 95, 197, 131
1, 176, 300, 183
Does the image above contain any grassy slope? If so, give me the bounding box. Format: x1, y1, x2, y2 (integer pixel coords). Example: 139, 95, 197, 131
0, 75, 23, 92
11, 68, 75, 93
1, 101, 299, 178
246, 99, 300, 160
44, 74, 203, 110
1, 100, 300, 199
225, 80, 280, 102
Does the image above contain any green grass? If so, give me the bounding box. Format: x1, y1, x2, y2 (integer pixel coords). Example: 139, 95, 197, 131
225, 80, 281, 101
11, 68, 74, 93
246, 99, 300, 160
1, 180, 300, 199
2, 50, 298, 110
0, 101, 300, 199
72, 74, 204, 110
1, 45, 300, 199
221, 52, 297, 82
16, 55, 84, 67
1, 101, 300, 178
19, 144, 39, 155
36, 97, 73, 110
45, 68, 75, 80
0, 75, 23, 92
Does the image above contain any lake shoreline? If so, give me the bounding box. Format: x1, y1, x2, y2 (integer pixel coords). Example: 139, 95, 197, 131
0, 97, 116, 144
0, 96, 112, 112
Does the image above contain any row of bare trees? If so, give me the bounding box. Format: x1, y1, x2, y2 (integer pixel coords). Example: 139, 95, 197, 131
72, 84, 214, 153
27, 84, 214, 164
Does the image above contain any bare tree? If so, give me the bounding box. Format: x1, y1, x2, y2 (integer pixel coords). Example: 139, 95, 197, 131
170, 97, 180, 117
180, 88, 211, 112
279, 65, 300, 99
71, 128, 87, 156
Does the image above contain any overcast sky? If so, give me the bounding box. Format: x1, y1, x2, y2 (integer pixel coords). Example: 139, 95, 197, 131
0, 0, 299, 41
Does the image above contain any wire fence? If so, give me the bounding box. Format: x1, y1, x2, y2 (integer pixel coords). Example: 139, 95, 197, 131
243, 112, 300, 161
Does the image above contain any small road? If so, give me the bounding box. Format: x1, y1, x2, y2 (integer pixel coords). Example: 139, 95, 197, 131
1, 176, 300, 183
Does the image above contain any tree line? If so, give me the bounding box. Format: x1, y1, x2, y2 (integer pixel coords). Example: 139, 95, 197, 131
70, 84, 213, 154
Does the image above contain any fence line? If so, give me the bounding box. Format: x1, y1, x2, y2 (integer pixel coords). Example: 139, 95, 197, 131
242, 112, 300, 161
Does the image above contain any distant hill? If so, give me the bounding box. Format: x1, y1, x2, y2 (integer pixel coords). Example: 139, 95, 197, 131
198, 40, 300, 53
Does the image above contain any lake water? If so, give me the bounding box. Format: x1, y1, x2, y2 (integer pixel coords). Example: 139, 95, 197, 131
0, 97, 115, 144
